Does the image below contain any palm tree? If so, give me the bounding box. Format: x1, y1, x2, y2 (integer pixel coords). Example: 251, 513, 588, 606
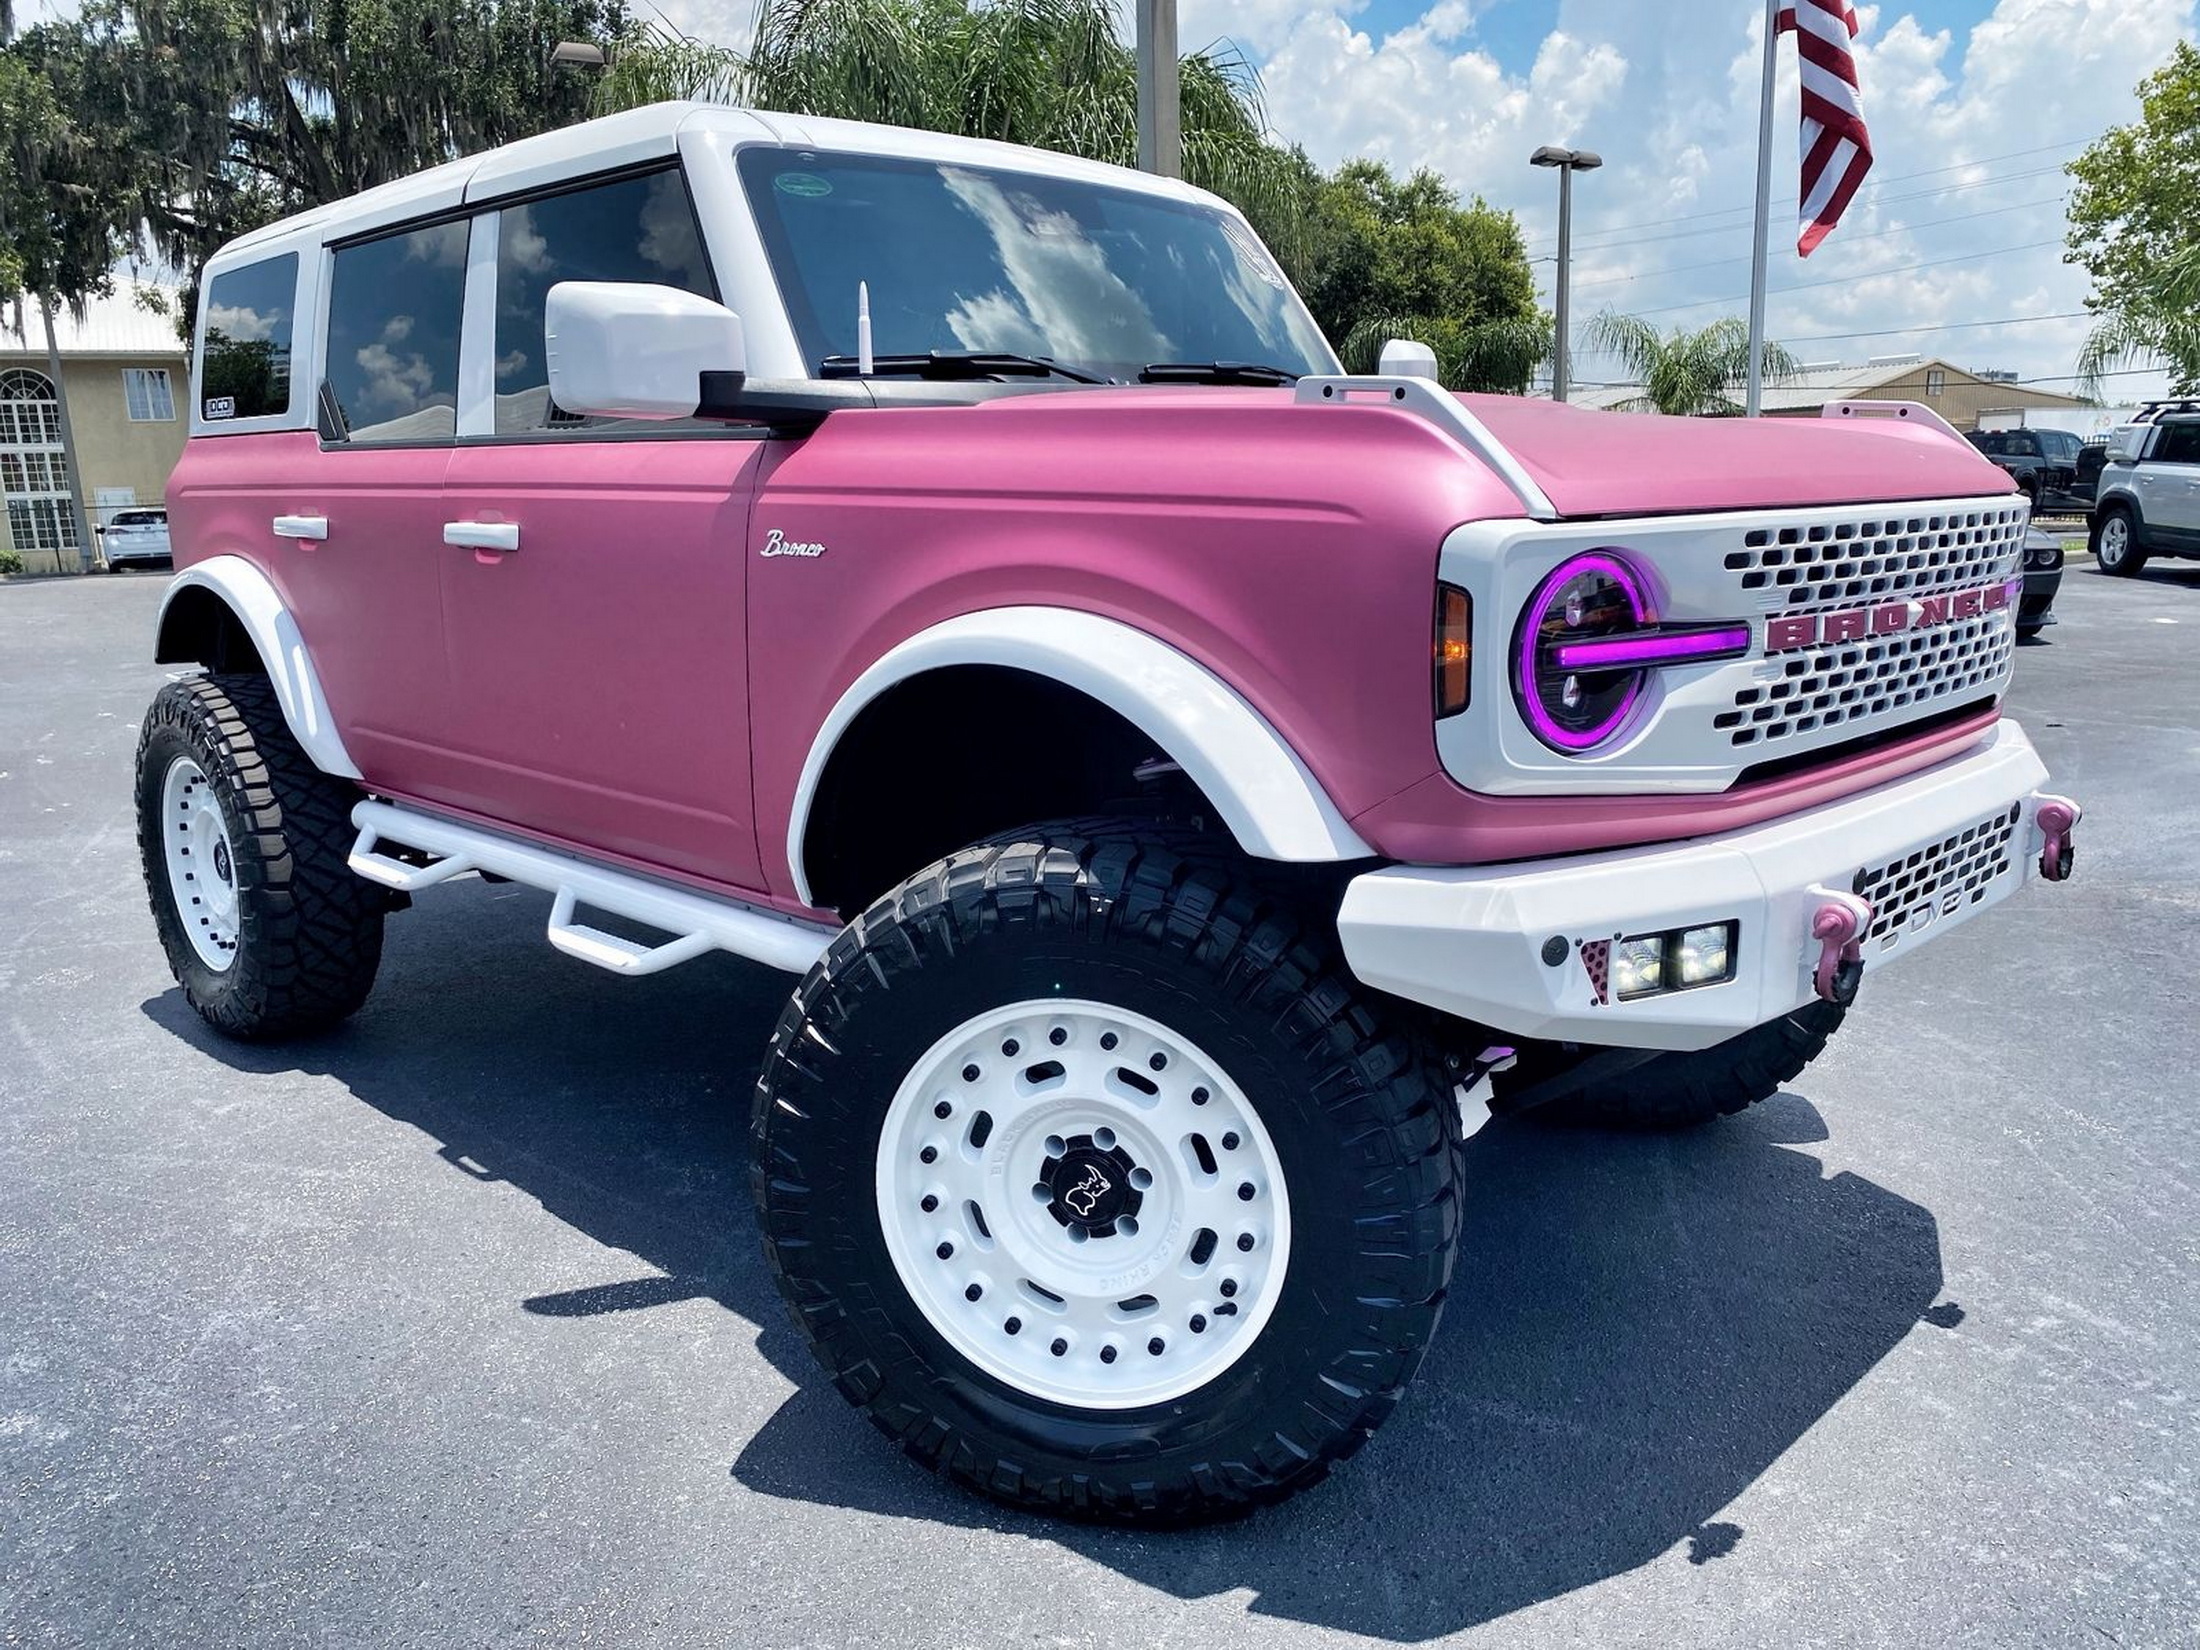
597, 0, 1308, 272
1337, 312, 1551, 396
1586, 313, 1798, 416
2075, 243, 2200, 398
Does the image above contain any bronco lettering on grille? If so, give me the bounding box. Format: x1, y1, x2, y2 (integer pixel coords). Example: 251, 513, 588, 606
1764, 578, 2021, 654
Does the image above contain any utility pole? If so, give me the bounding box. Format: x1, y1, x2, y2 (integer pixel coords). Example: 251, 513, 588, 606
1530, 146, 1602, 403
40, 298, 98, 573
1135, 0, 1180, 179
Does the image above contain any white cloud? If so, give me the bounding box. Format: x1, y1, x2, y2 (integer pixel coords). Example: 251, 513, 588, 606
205, 302, 278, 342
1238, 0, 2195, 397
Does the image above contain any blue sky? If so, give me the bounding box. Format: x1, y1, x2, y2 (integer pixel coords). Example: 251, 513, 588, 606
1152, 0, 2193, 406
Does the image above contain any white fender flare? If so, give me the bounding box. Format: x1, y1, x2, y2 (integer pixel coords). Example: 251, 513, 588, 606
155, 555, 362, 780
788, 607, 1374, 907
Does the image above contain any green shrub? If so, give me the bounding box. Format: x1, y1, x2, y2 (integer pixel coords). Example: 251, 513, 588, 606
0, 549, 25, 576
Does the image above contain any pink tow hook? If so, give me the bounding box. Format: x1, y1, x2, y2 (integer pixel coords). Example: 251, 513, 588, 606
2034, 793, 2082, 883
1806, 886, 1874, 1007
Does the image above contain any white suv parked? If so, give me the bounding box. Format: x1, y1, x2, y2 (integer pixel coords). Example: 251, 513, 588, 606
100, 507, 173, 571
2091, 404, 2200, 576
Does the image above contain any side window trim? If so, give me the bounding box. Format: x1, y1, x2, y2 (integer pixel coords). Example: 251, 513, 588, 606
457, 210, 500, 439
194, 249, 305, 436
486, 162, 716, 438
319, 218, 469, 446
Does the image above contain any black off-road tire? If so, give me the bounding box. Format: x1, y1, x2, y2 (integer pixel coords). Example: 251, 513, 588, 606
751, 825, 1462, 1524
135, 673, 384, 1039
2091, 503, 2146, 576
1513, 1002, 1846, 1131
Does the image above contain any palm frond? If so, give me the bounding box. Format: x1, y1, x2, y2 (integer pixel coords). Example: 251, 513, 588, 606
1587, 311, 1795, 416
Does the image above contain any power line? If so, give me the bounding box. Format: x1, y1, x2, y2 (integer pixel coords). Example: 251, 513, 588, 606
1619, 238, 2065, 318
1549, 165, 2076, 257
1566, 197, 2068, 292
1521, 136, 2092, 252
1778, 310, 2089, 345
2013, 366, 2166, 385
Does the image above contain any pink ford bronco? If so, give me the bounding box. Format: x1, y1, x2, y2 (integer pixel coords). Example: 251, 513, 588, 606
136, 103, 2081, 1524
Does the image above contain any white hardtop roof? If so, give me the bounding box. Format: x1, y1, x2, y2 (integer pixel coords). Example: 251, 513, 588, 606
215, 101, 1221, 264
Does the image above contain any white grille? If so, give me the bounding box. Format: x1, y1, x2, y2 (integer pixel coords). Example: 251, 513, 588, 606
1717, 610, 2014, 748
1853, 804, 2020, 951
1722, 505, 2027, 614
1709, 503, 2025, 751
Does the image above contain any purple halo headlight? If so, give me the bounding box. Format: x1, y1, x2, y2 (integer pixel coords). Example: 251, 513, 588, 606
1513, 552, 1657, 752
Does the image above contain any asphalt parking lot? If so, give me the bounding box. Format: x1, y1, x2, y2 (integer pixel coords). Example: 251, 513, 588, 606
3, 564, 2195, 1648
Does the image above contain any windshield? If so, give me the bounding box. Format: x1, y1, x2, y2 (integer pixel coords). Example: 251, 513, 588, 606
738, 147, 1336, 383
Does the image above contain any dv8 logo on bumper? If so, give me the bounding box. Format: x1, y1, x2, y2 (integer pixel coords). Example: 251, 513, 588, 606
1764, 578, 2022, 653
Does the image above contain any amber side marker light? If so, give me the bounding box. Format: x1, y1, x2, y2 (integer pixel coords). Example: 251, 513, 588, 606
1435, 585, 1473, 716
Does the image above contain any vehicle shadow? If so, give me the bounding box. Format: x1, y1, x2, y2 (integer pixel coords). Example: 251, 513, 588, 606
144, 878, 1951, 1642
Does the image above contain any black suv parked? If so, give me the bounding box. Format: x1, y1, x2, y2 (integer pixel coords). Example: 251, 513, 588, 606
1967, 427, 2084, 507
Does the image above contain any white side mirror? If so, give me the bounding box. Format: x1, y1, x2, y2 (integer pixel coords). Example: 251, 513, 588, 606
1378, 338, 1441, 381
546, 282, 747, 420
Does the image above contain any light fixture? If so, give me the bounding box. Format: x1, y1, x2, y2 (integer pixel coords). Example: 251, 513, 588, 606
1513, 550, 1753, 754
1612, 936, 1666, 999
1434, 585, 1472, 717
1608, 922, 1740, 1001
551, 40, 608, 68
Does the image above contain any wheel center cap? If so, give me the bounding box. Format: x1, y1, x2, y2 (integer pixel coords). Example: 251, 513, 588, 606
212, 838, 232, 884
1042, 1138, 1141, 1236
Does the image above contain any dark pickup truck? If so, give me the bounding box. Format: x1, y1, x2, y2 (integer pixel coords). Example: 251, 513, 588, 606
1967, 427, 2084, 507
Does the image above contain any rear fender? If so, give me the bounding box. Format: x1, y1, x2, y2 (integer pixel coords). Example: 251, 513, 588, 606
154, 555, 361, 780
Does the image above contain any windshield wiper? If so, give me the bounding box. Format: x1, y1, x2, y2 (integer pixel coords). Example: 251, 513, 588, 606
818, 351, 1110, 385
1138, 361, 1300, 386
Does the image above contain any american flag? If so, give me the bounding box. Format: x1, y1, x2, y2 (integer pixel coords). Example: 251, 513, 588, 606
1777, 0, 1874, 256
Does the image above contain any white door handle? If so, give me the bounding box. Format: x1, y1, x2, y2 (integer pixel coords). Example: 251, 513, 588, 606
272, 515, 328, 541
443, 521, 520, 552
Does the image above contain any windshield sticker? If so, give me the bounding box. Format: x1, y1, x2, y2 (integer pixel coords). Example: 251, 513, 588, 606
774, 172, 833, 199
203, 396, 236, 420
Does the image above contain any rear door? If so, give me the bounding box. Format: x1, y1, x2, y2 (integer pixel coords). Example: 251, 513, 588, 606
434, 167, 767, 891
278, 222, 472, 787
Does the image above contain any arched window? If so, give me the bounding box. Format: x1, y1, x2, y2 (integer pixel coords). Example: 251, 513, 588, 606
0, 367, 77, 554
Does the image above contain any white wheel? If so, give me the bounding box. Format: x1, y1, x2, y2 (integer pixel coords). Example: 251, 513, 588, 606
875, 998, 1291, 1409
160, 754, 241, 971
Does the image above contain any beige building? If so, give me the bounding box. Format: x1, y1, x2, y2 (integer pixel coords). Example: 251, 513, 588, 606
1, 286, 189, 574
1572, 356, 2095, 433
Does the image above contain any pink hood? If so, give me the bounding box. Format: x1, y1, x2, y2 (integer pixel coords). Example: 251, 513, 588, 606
1451, 393, 2014, 517
983, 385, 2012, 520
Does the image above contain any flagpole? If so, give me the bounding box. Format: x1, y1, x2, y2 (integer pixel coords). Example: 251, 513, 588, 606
1745, 0, 1780, 418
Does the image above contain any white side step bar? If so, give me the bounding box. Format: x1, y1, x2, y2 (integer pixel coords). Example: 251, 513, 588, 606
347, 799, 834, 978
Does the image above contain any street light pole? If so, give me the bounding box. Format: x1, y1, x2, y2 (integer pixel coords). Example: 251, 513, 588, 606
1135, 0, 1180, 179
1530, 145, 1601, 404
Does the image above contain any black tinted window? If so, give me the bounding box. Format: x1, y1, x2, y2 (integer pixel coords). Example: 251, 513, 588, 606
325, 221, 468, 442
2006, 432, 2040, 457
1971, 432, 2004, 454
2155, 422, 2200, 465
201, 254, 297, 421
493, 170, 715, 434
739, 147, 1333, 383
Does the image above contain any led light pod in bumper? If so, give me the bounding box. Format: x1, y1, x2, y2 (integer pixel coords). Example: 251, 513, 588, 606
1611, 935, 1665, 998
1675, 924, 1734, 985
1609, 921, 1738, 1000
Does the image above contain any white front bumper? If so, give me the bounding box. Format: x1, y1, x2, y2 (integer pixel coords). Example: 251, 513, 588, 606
1337, 720, 2063, 1052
